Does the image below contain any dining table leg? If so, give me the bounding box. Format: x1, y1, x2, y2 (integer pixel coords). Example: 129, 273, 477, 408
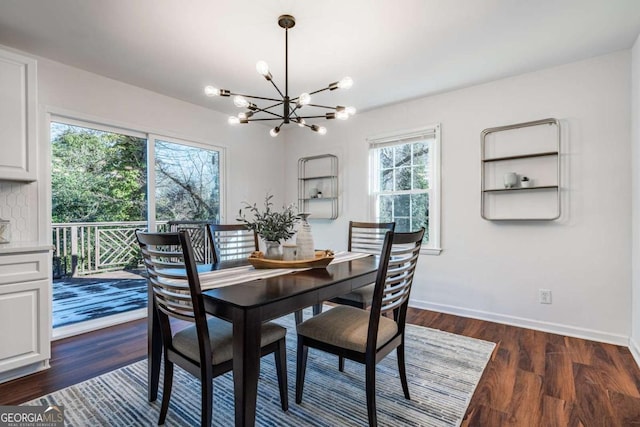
232, 308, 262, 427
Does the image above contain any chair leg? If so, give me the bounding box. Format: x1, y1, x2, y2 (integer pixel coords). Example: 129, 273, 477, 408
295, 339, 309, 404
397, 344, 410, 399
274, 338, 289, 411
158, 360, 174, 425
339, 356, 345, 372
365, 361, 378, 427
295, 310, 303, 325
201, 372, 212, 427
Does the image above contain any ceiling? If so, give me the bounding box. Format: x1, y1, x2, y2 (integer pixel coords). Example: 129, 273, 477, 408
0, 0, 639, 120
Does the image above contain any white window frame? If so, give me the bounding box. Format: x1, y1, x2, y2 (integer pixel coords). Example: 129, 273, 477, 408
368, 124, 441, 255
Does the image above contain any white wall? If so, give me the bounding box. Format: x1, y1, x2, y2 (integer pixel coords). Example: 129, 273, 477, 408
284, 51, 632, 344
631, 34, 640, 362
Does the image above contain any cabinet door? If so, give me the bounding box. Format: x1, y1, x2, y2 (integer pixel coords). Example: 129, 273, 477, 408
0, 48, 37, 181
0, 280, 50, 373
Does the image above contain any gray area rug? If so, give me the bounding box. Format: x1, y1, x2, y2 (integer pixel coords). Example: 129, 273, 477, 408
27, 311, 495, 426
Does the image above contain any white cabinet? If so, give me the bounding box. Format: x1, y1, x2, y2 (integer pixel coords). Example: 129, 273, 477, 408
0, 47, 37, 181
0, 249, 51, 383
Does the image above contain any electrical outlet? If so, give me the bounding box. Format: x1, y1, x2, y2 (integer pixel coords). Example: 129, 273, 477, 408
539, 289, 552, 304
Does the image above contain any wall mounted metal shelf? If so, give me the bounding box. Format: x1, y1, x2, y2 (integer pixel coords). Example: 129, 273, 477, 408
481, 118, 561, 221
298, 154, 338, 219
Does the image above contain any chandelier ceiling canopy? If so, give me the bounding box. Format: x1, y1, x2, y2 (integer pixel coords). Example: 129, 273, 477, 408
204, 14, 355, 137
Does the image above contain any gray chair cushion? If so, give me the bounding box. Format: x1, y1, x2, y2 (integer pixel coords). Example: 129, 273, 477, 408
297, 305, 398, 353
336, 283, 375, 304
173, 316, 286, 365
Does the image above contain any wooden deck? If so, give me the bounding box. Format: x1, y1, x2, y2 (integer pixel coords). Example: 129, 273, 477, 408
53, 269, 147, 328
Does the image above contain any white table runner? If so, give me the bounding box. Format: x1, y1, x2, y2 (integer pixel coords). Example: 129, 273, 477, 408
199, 251, 371, 290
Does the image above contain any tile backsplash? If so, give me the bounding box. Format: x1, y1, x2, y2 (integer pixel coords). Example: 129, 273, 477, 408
0, 181, 37, 242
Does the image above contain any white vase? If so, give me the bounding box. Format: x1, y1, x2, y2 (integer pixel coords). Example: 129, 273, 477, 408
503, 172, 518, 188
264, 240, 282, 260
295, 213, 315, 260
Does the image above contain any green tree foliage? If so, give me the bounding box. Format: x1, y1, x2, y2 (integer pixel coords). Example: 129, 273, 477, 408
52, 123, 220, 225
51, 124, 147, 223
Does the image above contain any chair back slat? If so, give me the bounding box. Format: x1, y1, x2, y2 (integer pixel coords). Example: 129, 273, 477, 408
379, 240, 421, 314
368, 228, 424, 351
137, 231, 206, 324
207, 224, 259, 263
348, 221, 395, 255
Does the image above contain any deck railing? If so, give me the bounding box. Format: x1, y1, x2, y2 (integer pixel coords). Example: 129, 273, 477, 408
52, 220, 214, 277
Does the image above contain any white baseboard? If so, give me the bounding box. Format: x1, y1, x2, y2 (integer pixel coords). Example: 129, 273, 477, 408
411, 300, 629, 346
630, 337, 640, 369
52, 308, 146, 340
0, 360, 49, 384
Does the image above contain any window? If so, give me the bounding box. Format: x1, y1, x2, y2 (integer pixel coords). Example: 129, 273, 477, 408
369, 124, 441, 254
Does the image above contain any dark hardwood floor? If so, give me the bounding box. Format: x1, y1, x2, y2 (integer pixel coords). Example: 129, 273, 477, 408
2, 308, 639, 426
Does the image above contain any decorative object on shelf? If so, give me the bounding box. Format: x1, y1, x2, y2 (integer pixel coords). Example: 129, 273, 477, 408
503, 172, 518, 188
282, 244, 297, 261
204, 15, 356, 137
520, 176, 532, 188
237, 194, 298, 259
295, 213, 315, 260
0, 218, 9, 244
298, 154, 339, 219
248, 249, 334, 269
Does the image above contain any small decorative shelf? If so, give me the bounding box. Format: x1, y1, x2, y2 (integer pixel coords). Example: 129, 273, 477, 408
481, 118, 561, 221
298, 154, 338, 219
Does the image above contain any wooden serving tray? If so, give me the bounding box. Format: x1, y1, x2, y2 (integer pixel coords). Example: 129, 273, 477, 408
248, 250, 334, 269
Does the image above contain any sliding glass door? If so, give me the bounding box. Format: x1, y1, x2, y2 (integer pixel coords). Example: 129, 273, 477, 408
51, 121, 223, 335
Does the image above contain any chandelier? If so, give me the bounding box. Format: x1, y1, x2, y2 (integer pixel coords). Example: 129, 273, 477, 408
204, 14, 355, 137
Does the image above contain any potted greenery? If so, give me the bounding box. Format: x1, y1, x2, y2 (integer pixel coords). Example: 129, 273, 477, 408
237, 194, 298, 259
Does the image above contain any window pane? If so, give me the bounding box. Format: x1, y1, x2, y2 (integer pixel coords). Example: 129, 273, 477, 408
395, 217, 410, 232
394, 143, 411, 167
393, 194, 410, 217
395, 166, 412, 191
413, 164, 429, 189
411, 192, 429, 227
380, 147, 393, 169
381, 168, 394, 191
378, 195, 393, 222
412, 142, 429, 166
155, 141, 220, 222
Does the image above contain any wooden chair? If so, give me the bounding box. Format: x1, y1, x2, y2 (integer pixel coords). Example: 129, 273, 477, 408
207, 223, 308, 326
328, 221, 395, 371
206, 223, 259, 264
330, 221, 396, 309
136, 230, 288, 427
295, 228, 424, 427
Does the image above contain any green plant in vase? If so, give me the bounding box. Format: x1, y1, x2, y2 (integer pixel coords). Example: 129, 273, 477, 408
237, 194, 298, 259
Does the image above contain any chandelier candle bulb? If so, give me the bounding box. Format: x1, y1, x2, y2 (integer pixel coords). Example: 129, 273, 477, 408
203, 14, 354, 136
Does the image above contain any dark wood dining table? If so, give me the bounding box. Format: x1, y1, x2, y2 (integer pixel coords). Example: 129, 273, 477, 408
147, 254, 379, 427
